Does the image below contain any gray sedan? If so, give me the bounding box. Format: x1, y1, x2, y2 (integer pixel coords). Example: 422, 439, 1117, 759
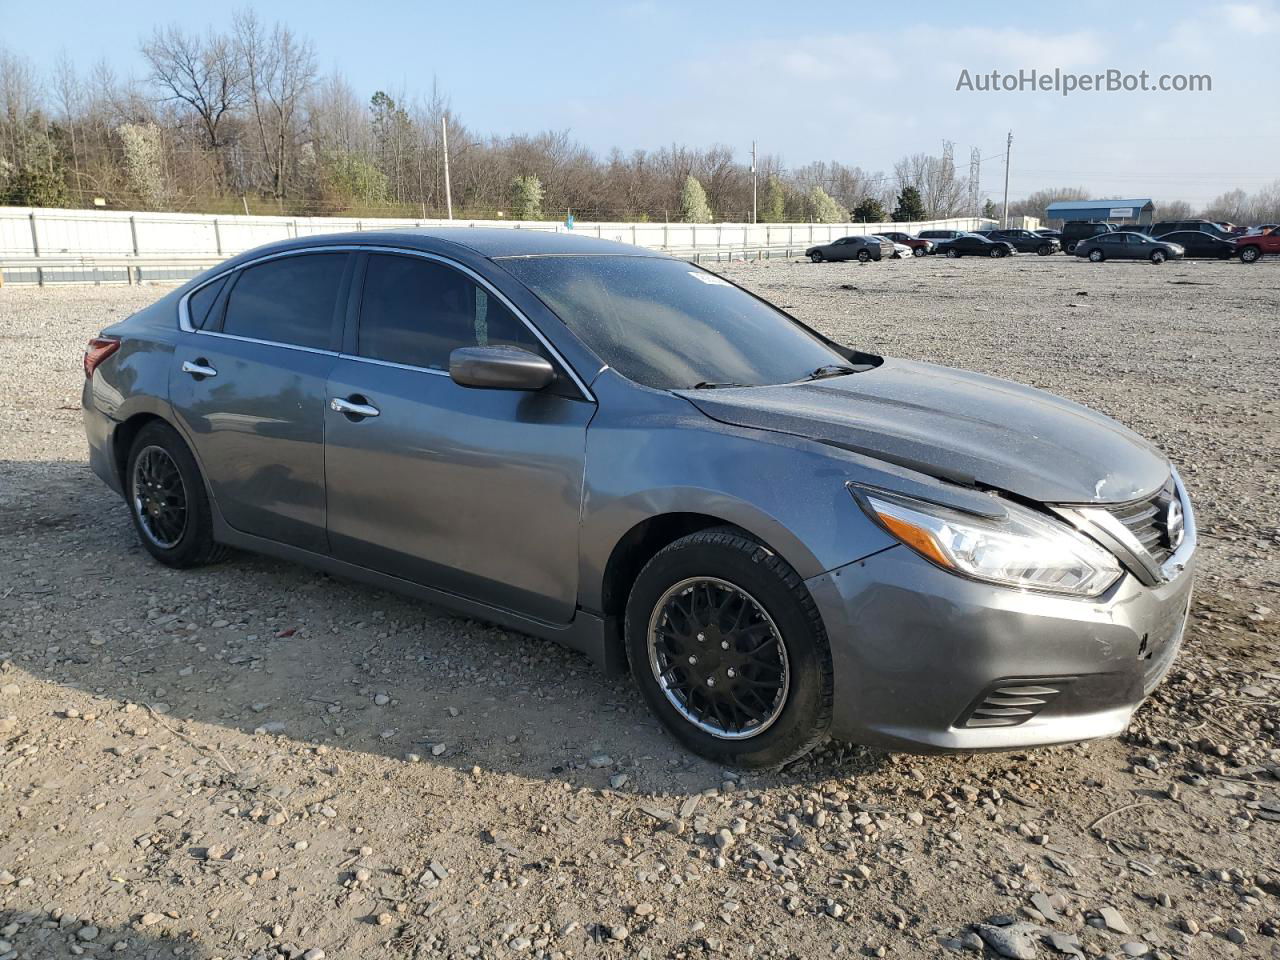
805, 235, 894, 262
82, 229, 1195, 768
1074, 232, 1185, 263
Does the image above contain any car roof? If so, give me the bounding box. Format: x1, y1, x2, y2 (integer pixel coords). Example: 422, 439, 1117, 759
217, 227, 666, 266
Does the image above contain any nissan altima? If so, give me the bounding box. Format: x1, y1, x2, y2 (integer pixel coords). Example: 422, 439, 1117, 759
83, 229, 1196, 768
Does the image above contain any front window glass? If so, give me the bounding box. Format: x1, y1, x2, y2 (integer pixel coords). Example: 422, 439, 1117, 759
501, 256, 848, 390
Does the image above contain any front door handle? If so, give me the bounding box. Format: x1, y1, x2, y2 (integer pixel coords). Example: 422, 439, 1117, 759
181, 359, 217, 379
330, 396, 380, 419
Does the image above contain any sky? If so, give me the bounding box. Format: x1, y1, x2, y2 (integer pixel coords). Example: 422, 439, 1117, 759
5, 0, 1280, 205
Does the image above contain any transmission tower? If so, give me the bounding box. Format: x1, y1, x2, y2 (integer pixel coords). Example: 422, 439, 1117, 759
969, 147, 982, 215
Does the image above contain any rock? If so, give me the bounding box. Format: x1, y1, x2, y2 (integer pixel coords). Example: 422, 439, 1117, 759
139, 913, 163, 927
0, 870, 15, 885
376, 912, 394, 926
303, 950, 325, 960
1045, 931, 1084, 957
714, 829, 734, 850
1120, 943, 1148, 957
0, 716, 15, 734
608, 925, 629, 941
430, 742, 447, 757
633, 903, 655, 917
975, 922, 1040, 960
1031, 893, 1061, 923
373, 693, 389, 706
1180, 917, 1199, 935
1225, 927, 1247, 945
609, 773, 628, 789
0, 683, 18, 696
1098, 906, 1131, 935
587, 754, 613, 769
77, 925, 100, 941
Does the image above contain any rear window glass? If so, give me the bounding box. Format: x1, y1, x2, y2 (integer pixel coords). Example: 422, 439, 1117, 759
223, 254, 346, 349
186, 276, 226, 329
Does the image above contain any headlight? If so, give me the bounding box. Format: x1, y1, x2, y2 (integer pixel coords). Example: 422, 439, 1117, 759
856, 490, 1122, 597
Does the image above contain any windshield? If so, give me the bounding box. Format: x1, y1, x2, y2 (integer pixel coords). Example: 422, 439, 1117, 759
500, 255, 849, 390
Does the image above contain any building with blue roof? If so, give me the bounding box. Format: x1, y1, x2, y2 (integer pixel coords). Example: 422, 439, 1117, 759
1044, 199, 1154, 225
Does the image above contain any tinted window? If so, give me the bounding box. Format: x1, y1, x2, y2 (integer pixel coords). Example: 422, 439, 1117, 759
187, 276, 227, 329
358, 254, 538, 371
502, 255, 849, 390
223, 254, 346, 349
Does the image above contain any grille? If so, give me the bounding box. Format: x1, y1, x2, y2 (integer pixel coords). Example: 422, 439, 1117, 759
1106, 480, 1178, 565
962, 681, 1069, 728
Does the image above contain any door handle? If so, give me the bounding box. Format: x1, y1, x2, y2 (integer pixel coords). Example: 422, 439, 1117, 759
330, 396, 380, 419
181, 359, 217, 378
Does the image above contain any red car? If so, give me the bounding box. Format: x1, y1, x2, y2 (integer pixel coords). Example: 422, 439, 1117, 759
878, 232, 934, 257
1235, 228, 1280, 263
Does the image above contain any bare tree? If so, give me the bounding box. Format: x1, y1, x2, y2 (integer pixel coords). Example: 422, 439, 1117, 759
141, 24, 246, 179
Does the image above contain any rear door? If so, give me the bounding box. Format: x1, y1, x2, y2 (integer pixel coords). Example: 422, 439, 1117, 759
170, 250, 352, 553
323, 251, 595, 623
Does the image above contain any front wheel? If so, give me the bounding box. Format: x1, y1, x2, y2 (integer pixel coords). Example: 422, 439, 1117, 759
1088, 249, 1105, 262
945, 248, 960, 258
1150, 249, 1167, 264
1037, 244, 1053, 256
1240, 246, 1260, 263
126, 420, 230, 568
989, 246, 1004, 258
625, 528, 833, 769
912, 246, 925, 257
808, 251, 824, 263
1065, 242, 1078, 254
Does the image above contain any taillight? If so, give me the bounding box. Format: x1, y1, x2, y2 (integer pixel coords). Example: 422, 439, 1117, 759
84, 336, 120, 379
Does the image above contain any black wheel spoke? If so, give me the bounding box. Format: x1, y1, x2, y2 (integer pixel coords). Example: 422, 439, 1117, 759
132, 446, 188, 550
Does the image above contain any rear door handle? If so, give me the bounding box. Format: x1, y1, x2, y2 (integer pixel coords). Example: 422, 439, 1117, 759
181, 359, 217, 378
330, 396, 380, 419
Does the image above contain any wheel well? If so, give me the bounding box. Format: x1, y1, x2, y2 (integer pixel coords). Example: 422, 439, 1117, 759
112, 413, 165, 488
599, 513, 745, 627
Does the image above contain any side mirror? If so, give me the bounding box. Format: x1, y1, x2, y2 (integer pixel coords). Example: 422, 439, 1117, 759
449, 344, 556, 391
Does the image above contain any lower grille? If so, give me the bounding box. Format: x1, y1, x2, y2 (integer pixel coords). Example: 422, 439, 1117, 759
961, 680, 1071, 728
1105, 479, 1178, 565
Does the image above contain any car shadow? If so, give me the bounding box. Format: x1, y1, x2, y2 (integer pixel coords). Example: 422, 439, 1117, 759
0, 913, 219, 960
0, 458, 893, 800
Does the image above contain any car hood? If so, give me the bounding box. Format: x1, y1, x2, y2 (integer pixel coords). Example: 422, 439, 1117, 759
679, 358, 1170, 504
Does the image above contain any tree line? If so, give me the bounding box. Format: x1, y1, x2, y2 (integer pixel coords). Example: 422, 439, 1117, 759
2, 20, 1277, 226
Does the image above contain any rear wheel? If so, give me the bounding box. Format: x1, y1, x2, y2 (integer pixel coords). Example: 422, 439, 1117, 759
857, 249, 871, 262
1088, 249, 1105, 262
625, 528, 833, 769
945, 248, 960, 259
1065, 242, 1078, 254
1150, 249, 1167, 264
126, 421, 229, 568
1240, 245, 1260, 263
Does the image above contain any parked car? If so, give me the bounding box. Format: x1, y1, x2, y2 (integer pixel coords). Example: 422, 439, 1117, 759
1243, 223, 1278, 236
1074, 232, 1185, 263
805, 235, 894, 262
1157, 231, 1237, 260
1233, 228, 1280, 263
879, 231, 934, 256
1147, 219, 1233, 240
82, 229, 1196, 768
1033, 229, 1062, 240
871, 236, 914, 259
935, 234, 1017, 258
1060, 221, 1114, 253
917, 229, 964, 243
985, 229, 1061, 256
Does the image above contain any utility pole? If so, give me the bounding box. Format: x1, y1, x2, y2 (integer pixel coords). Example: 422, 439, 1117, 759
969, 147, 981, 217
442, 116, 453, 221
750, 140, 758, 224
1002, 130, 1012, 228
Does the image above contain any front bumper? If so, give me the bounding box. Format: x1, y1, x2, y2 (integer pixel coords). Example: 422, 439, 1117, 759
807, 542, 1195, 752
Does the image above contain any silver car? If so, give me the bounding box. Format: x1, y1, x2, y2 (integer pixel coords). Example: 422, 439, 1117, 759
82, 229, 1195, 768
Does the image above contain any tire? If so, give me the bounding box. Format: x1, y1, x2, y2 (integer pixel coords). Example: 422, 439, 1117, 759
1150, 249, 1167, 264
1036, 244, 1053, 256
125, 420, 230, 568
1065, 242, 1077, 254
624, 528, 833, 769
989, 246, 1004, 258
809, 251, 824, 263
912, 246, 925, 257
945, 248, 960, 258
1240, 246, 1260, 263
857, 249, 870, 262
1088, 249, 1104, 262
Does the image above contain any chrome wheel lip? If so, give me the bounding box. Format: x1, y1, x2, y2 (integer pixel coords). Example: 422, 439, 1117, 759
131, 445, 188, 550
646, 576, 791, 741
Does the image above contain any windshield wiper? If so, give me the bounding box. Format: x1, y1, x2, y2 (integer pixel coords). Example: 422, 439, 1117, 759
797, 364, 858, 382
691, 380, 747, 390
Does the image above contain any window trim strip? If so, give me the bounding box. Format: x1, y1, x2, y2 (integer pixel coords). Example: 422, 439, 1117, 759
177, 244, 595, 401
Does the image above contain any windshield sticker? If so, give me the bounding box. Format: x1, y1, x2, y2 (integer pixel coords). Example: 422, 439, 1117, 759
688, 271, 731, 286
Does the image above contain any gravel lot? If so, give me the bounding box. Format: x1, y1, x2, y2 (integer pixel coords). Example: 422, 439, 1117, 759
0, 255, 1277, 960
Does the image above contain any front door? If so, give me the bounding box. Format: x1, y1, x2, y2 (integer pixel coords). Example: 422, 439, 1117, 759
323, 252, 595, 623
169, 251, 351, 553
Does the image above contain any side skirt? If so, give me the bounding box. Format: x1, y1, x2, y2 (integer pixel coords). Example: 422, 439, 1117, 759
210, 513, 622, 676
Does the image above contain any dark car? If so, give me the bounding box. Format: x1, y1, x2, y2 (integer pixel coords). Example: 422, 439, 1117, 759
1148, 220, 1233, 240
1033, 228, 1062, 240
1059, 221, 1114, 253
1157, 231, 1236, 260
879, 231, 934, 256
986, 229, 1061, 256
805, 235, 894, 263
935, 234, 1017, 258
917, 229, 964, 242
81, 228, 1195, 768
1074, 232, 1185, 263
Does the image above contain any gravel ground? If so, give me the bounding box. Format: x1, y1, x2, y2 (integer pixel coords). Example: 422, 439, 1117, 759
0, 255, 1277, 960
